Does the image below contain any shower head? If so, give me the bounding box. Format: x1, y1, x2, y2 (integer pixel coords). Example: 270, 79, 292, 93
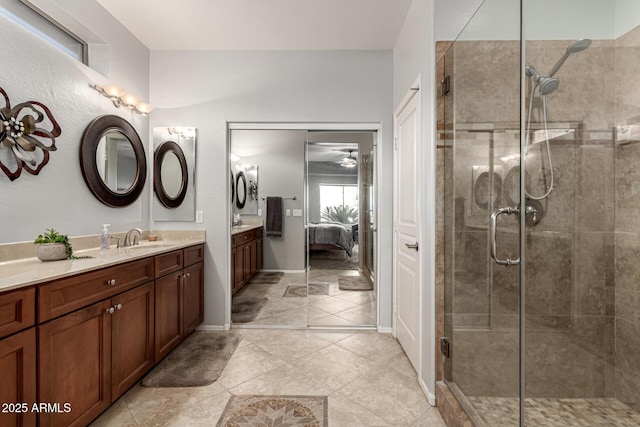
548, 38, 592, 77
526, 66, 560, 96
567, 38, 592, 54
538, 76, 560, 95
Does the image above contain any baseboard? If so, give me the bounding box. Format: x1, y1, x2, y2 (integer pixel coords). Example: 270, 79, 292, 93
377, 326, 393, 333
419, 378, 437, 406
196, 324, 227, 331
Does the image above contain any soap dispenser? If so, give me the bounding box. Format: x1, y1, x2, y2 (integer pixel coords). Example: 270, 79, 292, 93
100, 224, 111, 251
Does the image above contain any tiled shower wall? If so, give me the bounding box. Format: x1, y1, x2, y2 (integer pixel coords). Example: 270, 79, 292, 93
613, 25, 640, 410
438, 24, 640, 409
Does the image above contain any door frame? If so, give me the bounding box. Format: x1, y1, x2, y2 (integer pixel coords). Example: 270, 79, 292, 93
226, 122, 382, 330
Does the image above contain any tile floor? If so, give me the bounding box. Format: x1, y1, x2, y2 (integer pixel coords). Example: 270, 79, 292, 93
90, 329, 445, 426
232, 269, 376, 327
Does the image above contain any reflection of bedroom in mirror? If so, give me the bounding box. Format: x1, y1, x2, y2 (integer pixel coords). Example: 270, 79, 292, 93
306, 132, 377, 327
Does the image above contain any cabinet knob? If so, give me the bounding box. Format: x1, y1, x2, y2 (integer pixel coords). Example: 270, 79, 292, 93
106, 307, 115, 314
115, 303, 123, 310
186, 273, 191, 277
107, 279, 116, 286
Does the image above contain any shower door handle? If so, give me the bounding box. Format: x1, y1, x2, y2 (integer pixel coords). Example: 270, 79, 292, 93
490, 207, 520, 266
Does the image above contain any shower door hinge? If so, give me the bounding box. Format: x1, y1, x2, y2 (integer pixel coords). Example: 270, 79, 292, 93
440, 337, 451, 358
440, 75, 451, 96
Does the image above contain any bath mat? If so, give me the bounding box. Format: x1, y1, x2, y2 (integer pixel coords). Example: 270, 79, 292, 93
283, 283, 330, 297
338, 275, 372, 291
247, 271, 284, 285
216, 395, 328, 427
142, 331, 241, 387
232, 296, 268, 323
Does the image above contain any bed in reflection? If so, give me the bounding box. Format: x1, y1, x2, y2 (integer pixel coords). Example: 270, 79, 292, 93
308, 221, 355, 256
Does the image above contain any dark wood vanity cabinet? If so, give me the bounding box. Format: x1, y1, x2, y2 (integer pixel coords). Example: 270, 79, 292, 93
231, 227, 263, 295
0, 288, 36, 427
38, 280, 155, 427
154, 245, 204, 360
38, 299, 113, 427
0, 242, 206, 427
111, 283, 155, 399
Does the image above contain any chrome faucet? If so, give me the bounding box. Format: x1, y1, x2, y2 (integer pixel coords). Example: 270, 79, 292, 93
123, 228, 143, 247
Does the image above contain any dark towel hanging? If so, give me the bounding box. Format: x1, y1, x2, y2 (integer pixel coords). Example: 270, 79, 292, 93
266, 197, 283, 237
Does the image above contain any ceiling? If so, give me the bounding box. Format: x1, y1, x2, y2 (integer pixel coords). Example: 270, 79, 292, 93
308, 143, 358, 163
96, 0, 413, 50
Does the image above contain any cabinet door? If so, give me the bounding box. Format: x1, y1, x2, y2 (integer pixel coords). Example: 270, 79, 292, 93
0, 328, 36, 427
243, 244, 252, 281
256, 238, 263, 271
249, 239, 258, 276
154, 272, 183, 362
111, 283, 154, 400
233, 246, 244, 293
183, 262, 204, 336
38, 300, 112, 427
0, 288, 35, 339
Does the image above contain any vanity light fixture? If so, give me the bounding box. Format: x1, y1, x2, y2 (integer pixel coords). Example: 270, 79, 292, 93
168, 127, 196, 139
91, 83, 154, 116
340, 150, 357, 168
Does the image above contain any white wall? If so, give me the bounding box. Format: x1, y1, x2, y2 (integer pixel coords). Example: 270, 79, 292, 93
0, 4, 149, 244
149, 50, 393, 328
615, 0, 640, 37
393, 0, 437, 403
435, 0, 484, 41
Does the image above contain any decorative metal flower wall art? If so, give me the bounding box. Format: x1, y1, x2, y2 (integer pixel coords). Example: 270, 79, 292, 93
0, 86, 61, 181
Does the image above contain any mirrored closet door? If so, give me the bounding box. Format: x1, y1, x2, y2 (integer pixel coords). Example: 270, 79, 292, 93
306, 132, 377, 327
229, 129, 308, 327
229, 128, 377, 328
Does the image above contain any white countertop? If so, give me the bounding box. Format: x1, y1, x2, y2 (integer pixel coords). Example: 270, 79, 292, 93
0, 238, 205, 293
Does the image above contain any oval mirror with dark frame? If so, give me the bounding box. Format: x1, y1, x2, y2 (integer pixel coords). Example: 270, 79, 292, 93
154, 140, 188, 208
236, 171, 247, 209
80, 115, 147, 207
231, 170, 235, 203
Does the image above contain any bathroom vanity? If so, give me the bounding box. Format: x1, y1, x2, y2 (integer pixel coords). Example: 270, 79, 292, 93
231, 225, 263, 295
0, 240, 204, 427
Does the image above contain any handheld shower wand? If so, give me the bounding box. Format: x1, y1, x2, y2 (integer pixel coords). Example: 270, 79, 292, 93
524, 39, 591, 200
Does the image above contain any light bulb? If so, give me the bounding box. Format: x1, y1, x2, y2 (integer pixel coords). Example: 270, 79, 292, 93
121, 93, 140, 107
101, 84, 125, 97
135, 103, 154, 114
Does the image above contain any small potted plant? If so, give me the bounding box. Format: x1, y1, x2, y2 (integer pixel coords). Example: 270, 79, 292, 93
34, 228, 89, 261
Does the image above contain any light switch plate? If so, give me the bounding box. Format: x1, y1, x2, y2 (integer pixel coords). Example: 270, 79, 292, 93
286, 209, 291, 217
292, 209, 303, 217
258, 208, 263, 216
195, 210, 204, 223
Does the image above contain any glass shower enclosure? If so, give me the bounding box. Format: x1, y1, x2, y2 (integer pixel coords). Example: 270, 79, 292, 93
442, 0, 640, 425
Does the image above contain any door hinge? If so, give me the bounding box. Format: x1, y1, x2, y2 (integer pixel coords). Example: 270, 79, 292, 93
440, 75, 451, 96
394, 137, 398, 150
440, 337, 450, 358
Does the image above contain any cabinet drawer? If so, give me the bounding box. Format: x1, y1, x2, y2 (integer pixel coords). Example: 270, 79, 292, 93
0, 287, 35, 339
155, 249, 183, 278
38, 258, 154, 322
184, 244, 204, 267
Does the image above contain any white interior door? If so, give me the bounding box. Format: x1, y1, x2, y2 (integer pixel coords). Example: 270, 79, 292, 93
394, 90, 421, 372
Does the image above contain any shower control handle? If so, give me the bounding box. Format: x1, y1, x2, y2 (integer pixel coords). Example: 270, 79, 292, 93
490, 207, 520, 266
